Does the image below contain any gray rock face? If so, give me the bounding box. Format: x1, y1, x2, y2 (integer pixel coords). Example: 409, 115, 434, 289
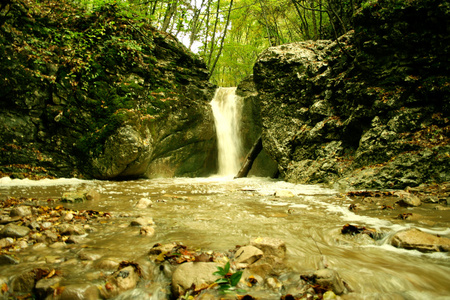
253, 28, 449, 189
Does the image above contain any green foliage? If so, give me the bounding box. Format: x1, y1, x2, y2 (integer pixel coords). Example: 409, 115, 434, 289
213, 261, 245, 294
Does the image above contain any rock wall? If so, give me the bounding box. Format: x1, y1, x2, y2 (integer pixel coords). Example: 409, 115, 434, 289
253, 0, 449, 189
0, 1, 217, 179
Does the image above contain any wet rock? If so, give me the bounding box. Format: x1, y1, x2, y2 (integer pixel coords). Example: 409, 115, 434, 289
0, 237, 14, 248
135, 198, 152, 209
130, 217, 154, 227
250, 237, 286, 258
49, 242, 67, 249
35, 276, 62, 299
59, 211, 74, 222
313, 269, 346, 295
148, 242, 178, 256
421, 195, 439, 203
100, 265, 141, 298
57, 224, 86, 235
394, 191, 421, 207
266, 277, 282, 291
0, 223, 30, 238
244, 262, 274, 279
234, 245, 263, 265
323, 290, 337, 299
391, 228, 450, 252
58, 283, 101, 300
11, 269, 41, 293
140, 226, 155, 236
435, 205, 450, 211
79, 250, 102, 261
10, 206, 32, 217
65, 235, 85, 244
275, 190, 295, 197
95, 258, 121, 270
0, 254, 19, 265
171, 262, 220, 298
85, 189, 101, 201
395, 213, 422, 221
62, 192, 87, 203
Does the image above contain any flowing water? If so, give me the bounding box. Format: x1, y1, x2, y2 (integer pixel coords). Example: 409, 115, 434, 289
1, 176, 450, 299
1, 88, 449, 299
210, 87, 242, 176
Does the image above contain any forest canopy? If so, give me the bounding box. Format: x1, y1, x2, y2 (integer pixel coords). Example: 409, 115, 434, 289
71, 0, 360, 86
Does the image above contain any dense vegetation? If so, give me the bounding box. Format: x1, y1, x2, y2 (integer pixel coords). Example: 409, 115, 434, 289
0, 0, 216, 178
58, 0, 363, 86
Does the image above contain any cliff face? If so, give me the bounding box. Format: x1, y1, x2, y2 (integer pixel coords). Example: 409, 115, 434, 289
253, 0, 449, 189
0, 1, 217, 179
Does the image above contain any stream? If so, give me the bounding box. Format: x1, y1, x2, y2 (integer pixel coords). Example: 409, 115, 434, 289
1, 176, 449, 299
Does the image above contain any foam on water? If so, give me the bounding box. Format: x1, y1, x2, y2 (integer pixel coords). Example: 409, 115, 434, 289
0, 176, 89, 187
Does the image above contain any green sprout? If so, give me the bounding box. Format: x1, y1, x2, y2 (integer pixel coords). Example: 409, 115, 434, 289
213, 261, 246, 294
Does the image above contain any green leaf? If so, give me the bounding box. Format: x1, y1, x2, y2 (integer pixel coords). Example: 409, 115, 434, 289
214, 278, 229, 284
230, 271, 243, 286
223, 261, 230, 274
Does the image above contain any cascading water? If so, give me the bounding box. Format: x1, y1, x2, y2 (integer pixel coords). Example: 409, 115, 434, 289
210, 87, 242, 176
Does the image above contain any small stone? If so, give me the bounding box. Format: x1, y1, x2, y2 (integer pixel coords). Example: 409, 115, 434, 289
62, 192, 87, 203
395, 191, 421, 207
234, 245, 263, 265
79, 250, 102, 261
95, 258, 121, 270
100, 265, 141, 298
171, 262, 220, 299
35, 276, 62, 299
59, 211, 74, 222
274, 190, 295, 197
135, 198, 152, 209
266, 277, 282, 291
0, 237, 14, 248
59, 283, 101, 300
10, 206, 32, 217
391, 228, 450, 252
85, 189, 101, 201
0, 254, 20, 265
140, 226, 155, 236
314, 268, 346, 295
250, 237, 286, 258
323, 290, 337, 299
58, 224, 86, 235
0, 224, 30, 238
12, 270, 40, 293
65, 235, 85, 244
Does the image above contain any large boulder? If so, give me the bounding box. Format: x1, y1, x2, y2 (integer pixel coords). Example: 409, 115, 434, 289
252, 0, 450, 189
0, 1, 217, 180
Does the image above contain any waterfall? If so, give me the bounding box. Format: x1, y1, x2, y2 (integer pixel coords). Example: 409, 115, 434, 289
210, 87, 242, 176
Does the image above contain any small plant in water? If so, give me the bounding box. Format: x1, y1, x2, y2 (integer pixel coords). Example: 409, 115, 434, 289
213, 261, 246, 294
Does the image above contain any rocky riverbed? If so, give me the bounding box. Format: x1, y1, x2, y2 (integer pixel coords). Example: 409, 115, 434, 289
0, 178, 449, 299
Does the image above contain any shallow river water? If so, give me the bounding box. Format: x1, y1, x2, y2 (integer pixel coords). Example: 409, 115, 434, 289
1, 176, 449, 299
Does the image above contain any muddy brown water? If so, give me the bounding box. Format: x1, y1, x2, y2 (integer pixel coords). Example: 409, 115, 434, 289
1, 176, 449, 299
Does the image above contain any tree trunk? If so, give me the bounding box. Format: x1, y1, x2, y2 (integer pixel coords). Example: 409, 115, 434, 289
235, 136, 262, 179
